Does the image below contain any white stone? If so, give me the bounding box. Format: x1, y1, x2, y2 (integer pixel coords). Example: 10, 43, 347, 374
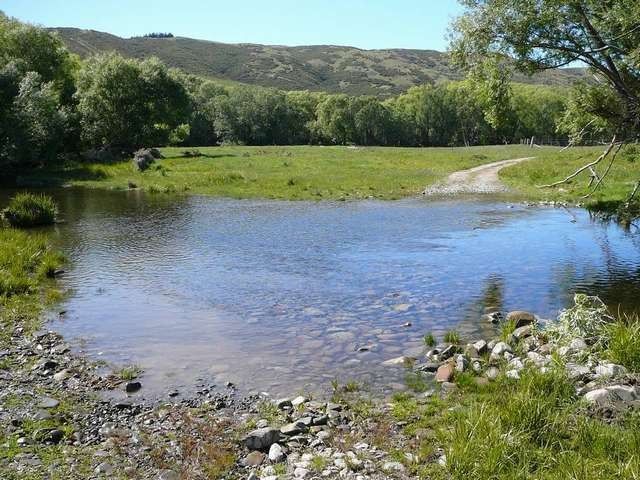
506, 369, 520, 380
382, 461, 405, 473
291, 396, 308, 407
594, 363, 627, 379
294, 467, 310, 479
268, 443, 285, 463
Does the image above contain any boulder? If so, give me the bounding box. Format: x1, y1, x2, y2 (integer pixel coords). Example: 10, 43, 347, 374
584, 385, 638, 406
506, 311, 536, 328
244, 427, 281, 451
472, 339, 488, 355
513, 325, 533, 340
435, 362, 455, 383
490, 342, 512, 360
132, 149, 156, 171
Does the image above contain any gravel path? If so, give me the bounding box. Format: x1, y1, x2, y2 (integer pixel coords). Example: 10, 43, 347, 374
424, 157, 535, 195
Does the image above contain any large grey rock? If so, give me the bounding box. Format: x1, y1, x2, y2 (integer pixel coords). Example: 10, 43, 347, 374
472, 340, 488, 355
132, 149, 156, 171
490, 342, 512, 360
566, 363, 591, 381
594, 363, 627, 379
584, 385, 638, 406
281, 421, 308, 436
244, 427, 281, 451
506, 311, 536, 328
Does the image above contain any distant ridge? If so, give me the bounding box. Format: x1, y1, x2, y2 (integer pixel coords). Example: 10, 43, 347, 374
51, 27, 586, 96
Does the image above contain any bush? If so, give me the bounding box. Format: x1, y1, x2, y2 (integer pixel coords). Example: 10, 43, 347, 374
2, 193, 57, 227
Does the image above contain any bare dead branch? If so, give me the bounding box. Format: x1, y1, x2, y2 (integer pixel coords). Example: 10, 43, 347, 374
560, 119, 597, 152
538, 135, 618, 188
582, 141, 624, 198
626, 180, 640, 206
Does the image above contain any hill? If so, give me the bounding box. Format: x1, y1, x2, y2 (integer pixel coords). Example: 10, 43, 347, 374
51, 27, 586, 96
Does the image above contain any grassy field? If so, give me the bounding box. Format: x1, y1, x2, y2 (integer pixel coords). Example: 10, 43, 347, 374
500, 145, 640, 205
28, 145, 537, 200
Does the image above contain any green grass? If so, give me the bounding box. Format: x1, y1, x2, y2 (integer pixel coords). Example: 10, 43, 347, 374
605, 315, 640, 372
26, 145, 536, 201
390, 367, 640, 479
443, 330, 461, 345
115, 365, 142, 381
423, 332, 436, 347
2, 193, 57, 228
501, 145, 640, 206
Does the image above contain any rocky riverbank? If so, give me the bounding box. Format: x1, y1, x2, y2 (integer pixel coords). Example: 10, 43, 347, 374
3, 293, 640, 479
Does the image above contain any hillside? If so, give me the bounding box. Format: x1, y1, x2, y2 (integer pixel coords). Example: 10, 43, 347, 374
52, 27, 586, 96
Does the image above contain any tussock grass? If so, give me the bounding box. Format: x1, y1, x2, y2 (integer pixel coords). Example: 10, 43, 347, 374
2, 193, 57, 228
606, 315, 640, 372
443, 330, 461, 345
0, 229, 63, 297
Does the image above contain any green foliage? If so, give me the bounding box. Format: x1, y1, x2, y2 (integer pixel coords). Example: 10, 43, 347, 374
76, 53, 190, 151
546, 294, 613, 348
0, 13, 77, 172
2, 193, 57, 228
115, 365, 142, 381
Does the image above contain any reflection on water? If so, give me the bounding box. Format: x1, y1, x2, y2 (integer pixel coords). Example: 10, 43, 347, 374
13, 189, 640, 398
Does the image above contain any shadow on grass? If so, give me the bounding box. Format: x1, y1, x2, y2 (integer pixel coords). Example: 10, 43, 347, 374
13, 164, 110, 188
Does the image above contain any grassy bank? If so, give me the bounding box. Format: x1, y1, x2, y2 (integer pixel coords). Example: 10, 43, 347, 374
500, 146, 640, 205
25, 145, 536, 201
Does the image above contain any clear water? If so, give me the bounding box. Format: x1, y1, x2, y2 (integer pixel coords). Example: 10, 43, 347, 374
23, 189, 640, 398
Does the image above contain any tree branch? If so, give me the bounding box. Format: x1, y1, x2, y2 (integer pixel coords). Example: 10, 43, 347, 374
582, 141, 624, 198
538, 135, 618, 188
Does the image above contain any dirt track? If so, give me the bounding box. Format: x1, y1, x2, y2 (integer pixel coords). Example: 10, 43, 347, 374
424, 157, 535, 195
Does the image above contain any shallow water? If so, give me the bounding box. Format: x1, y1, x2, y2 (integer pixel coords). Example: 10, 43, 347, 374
16, 189, 640, 399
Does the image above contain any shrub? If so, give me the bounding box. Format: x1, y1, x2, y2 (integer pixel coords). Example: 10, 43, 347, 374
2, 193, 57, 227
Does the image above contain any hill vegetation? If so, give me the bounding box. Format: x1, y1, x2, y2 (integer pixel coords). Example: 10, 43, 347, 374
51, 27, 586, 97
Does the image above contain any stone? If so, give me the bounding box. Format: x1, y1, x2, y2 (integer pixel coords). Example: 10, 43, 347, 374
241, 451, 265, 467
244, 427, 281, 451
37, 397, 59, 409
455, 355, 468, 373
527, 351, 550, 367
382, 461, 406, 473
53, 369, 72, 382
435, 363, 455, 383
566, 363, 590, 381
276, 398, 292, 409
382, 356, 414, 367
471, 360, 483, 373
594, 363, 627, 379
464, 345, 480, 358
508, 358, 524, 371
294, 467, 310, 478
472, 340, 488, 355
439, 344, 458, 360
95, 462, 114, 475
513, 325, 533, 340
291, 396, 308, 407
491, 342, 512, 359
482, 312, 503, 324
45, 429, 64, 444
268, 443, 285, 462
569, 337, 588, 351
132, 149, 156, 171
125, 381, 142, 393
506, 369, 520, 380
158, 470, 180, 480
506, 311, 536, 328
418, 362, 440, 373
584, 385, 638, 406
486, 366, 500, 380
281, 421, 308, 436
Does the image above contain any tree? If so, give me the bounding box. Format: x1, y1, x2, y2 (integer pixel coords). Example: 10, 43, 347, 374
0, 13, 76, 171
76, 53, 190, 152
451, 0, 640, 199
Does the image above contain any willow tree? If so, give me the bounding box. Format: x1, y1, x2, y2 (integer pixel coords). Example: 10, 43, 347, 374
450, 0, 640, 201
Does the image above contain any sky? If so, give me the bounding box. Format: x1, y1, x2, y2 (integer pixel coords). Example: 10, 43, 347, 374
1, 0, 464, 50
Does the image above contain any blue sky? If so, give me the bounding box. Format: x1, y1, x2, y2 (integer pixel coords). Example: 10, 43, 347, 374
2, 0, 464, 50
